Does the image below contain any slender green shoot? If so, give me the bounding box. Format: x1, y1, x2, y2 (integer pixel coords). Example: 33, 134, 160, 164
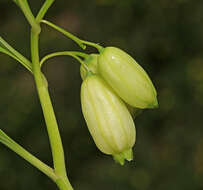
0, 129, 57, 181
36, 0, 55, 22
40, 51, 90, 73
31, 29, 73, 190
40, 51, 88, 66
14, 0, 40, 33
80, 40, 104, 53
0, 37, 32, 72
41, 20, 86, 50
41, 20, 104, 52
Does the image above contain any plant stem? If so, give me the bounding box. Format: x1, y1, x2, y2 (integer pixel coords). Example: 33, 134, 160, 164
41, 19, 104, 52
36, 0, 55, 22
0, 129, 57, 181
41, 20, 86, 49
40, 51, 88, 67
0, 36, 32, 72
80, 39, 104, 53
31, 29, 73, 190
16, 0, 40, 33
12, 1, 73, 189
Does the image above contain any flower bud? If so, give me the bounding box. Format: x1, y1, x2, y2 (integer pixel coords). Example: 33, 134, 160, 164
81, 74, 136, 165
98, 47, 158, 109
80, 54, 99, 80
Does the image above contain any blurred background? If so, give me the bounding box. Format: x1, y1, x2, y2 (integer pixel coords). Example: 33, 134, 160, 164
0, 0, 203, 189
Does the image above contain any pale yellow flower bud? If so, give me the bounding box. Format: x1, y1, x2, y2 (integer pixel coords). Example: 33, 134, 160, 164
81, 75, 136, 165
98, 47, 158, 109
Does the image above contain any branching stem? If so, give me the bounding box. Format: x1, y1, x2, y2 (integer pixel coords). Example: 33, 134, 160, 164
36, 0, 55, 22
0, 129, 57, 181
31, 28, 73, 190
41, 19, 104, 52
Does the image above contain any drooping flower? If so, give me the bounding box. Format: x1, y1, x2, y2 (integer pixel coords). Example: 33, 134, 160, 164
98, 47, 158, 109
80, 53, 143, 118
81, 74, 136, 165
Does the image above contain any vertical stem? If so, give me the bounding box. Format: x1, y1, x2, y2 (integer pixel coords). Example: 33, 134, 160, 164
14, 0, 73, 189
36, 0, 55, 22
16, 0, 41, 33
30, 29, 73, 190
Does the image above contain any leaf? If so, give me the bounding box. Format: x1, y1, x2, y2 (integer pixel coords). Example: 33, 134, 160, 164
0, 129, 12, 146
0, 46, 23, 64
0, 37, 32, 73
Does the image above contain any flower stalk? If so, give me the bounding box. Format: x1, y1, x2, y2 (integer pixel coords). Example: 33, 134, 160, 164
31, 28, 73, 190
23, 0, 73, 189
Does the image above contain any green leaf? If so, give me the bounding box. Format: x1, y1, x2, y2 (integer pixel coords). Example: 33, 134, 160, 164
0, 47, 25, 65
0, 37, 32, 73
0, 129, 13, 146
0, 129, 57, 181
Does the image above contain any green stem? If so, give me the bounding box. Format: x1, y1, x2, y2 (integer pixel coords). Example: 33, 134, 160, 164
0, 36, 32, 72
16, 0, 41, 33
41, 19, 104, 52
40, 51, 90, 73
36, 0, 55, 23
11, 1, 73, 189
40, 51, 88, 67
80, 40, 104, 53
31, 29, 73, 190
0, 129, 57, 181
41, 20, 86, 49
56, 178, 74, 190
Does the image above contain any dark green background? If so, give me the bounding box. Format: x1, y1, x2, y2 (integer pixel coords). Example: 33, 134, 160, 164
0, 0, 203, 189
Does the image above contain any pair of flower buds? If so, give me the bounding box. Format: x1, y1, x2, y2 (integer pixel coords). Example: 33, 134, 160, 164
80, 47, 158, 165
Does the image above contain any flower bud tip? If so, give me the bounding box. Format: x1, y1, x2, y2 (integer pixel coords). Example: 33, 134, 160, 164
149, 98, 159, 109
113, 149, 133, 166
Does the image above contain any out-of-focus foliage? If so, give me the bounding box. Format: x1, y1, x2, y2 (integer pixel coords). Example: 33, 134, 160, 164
0, 0, 203, 189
